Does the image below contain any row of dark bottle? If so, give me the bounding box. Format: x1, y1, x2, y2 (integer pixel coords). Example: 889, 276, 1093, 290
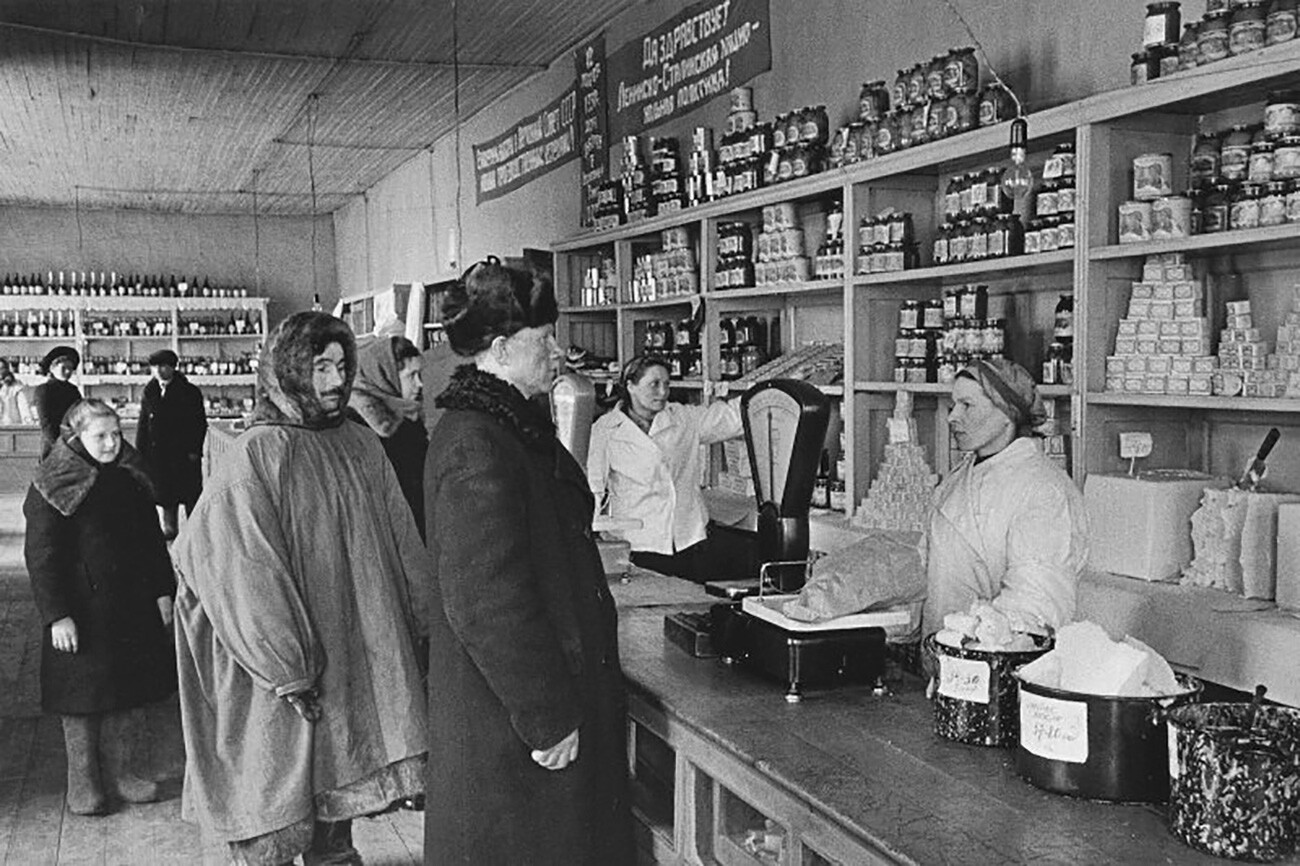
0, 272, 252, 298
0, 310, 263, 338
84, 355, 257, 376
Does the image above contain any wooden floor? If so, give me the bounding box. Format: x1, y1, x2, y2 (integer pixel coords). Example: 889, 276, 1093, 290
0, 493, 425, 865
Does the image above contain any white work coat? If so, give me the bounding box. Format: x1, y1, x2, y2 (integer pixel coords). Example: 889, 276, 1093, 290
587, 401, 743, 555
922, 437, 1089, 637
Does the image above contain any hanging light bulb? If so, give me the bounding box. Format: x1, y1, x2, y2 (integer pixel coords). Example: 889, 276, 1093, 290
1000, 116, 1034, 202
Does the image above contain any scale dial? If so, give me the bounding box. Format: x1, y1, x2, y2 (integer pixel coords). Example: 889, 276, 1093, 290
745, 386, 803, 508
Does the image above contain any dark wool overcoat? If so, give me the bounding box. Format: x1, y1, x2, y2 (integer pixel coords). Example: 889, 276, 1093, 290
24, 437, 176, 715
34, 378, 81, 459
136, 374, 208, 508
423, 366, 633, 865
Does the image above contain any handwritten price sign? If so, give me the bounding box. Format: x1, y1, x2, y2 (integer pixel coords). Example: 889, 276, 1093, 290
937, 656, 990, 704
1019, 691, 1089, 764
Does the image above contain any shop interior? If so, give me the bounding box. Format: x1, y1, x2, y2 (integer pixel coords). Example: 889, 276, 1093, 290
2, 0, 1300, 863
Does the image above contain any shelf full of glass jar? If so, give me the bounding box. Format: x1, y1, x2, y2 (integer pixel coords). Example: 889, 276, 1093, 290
82, 354, 257, 378
891, 286, 1075, 387
716, 201, 849, 290
1119, 104, 1300, 246
640, 318, 704, 380
0, 271, 254, 299
1129, 0, 1296, 88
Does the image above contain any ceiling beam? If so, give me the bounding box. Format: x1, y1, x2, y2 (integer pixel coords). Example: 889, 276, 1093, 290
0, 19, 547, 71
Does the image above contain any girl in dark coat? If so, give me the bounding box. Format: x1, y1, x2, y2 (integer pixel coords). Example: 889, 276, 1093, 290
424, 258, 632, 865
25, 398, 177, 816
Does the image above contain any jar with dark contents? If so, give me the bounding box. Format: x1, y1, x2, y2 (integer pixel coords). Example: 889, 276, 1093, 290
947, 92, 978, 135
1229, 0, 1267, 55
1198, 10, 1231, 62
911, 101, 931, 145
945, 47, 980, 95
896, 107, 915, 149
906, 64, 927, 107
978, 83, 1016, 127
1191, 132, 1221, 186
785, 111, 804, 150
1179, 21, 1201, 68
926, 99, 947, 142
1261, 180, 1288, 225
802, 105, 829, 145
857, 121, 878, 160
1203, 181, 1232, 232
1230, 182, 1262, 229
1268, 0, 1298, 44
926, 54, 950, 100
933, 223, 951, 265
859, 80, 890, 123
892, 69, 909, 111
876, 112, 898, 155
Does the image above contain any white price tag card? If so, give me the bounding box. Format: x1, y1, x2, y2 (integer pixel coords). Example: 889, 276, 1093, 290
1119, 431, 1153, 459
937, 655, 990, 704
1019, 691, 1089, 764
1168, 724, 1180, 780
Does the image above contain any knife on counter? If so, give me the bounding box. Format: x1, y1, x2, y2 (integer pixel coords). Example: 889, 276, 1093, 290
1237, 427, 1281, 491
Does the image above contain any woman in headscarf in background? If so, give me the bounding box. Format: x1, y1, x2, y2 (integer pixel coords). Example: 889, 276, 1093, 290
347, 334, 427, 536
923, 358, 1089, 641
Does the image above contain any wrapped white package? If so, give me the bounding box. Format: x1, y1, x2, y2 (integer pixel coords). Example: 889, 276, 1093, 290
1018, 621, 1184, 697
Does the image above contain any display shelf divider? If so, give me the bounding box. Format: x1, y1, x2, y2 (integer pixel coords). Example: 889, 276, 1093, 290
851, 249, 1075, 288
708, 281, 842, 300
1090, 222, 1300, 260
622, 294, 700, 311
1086, 392, 1300, 413
557, 304, 618, 314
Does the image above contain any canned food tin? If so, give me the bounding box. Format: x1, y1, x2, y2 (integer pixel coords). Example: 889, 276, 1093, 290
1229, 1, 1268, 55
1134, 152, 1175, 199
1268, 0, 1299, 44
729, 87, 753, 113
1118, 200, 1154, 243
1276, 135, 1300, 178
1265, 92, 1300, 138
1152, 195, 1192, 239
1199, 10, 1232, 62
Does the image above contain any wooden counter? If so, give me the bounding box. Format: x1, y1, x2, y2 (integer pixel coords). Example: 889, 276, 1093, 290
613, 577, 1298, 866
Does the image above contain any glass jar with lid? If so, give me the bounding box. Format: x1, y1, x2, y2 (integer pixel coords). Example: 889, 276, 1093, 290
1191, 132, 1221, 185
1198, 10, 1232, 62
899, 300, 922, 330
1249, 140, 1276, 183
1036, 181, 1060, 217
909, 101, 930, 145
785, 110, 804, 149
968, 217, 990, 260
1265, 91, 1300, 139
933, 223, 952, 265
1203, 181, 1232, 232
1221, 124, 1255, 180
945, 47, 980, 95
1268, 0, 1298, 44
876, 111, 899, 154
1057, 178, 1078, 214
1261, 180, 1289, 225
892, 69, 909, 110
1039, 215, 1061, 251
859, 80, 890, 123
926, 54, 950, 100
986, 215, 1008, 258
947, 92, 978, 135
1131, 51, 1157, 85
925, 98, 947, 142
1057, 212, 1077, 248
1230, 182, 1263, 229
978, 83, 1016, 127
1286, 179, 1300, 222
1229, 0, 1267, 55
906, 64, 927, 107
1275, 134, 1300, 178
1179, 21, 1202, 68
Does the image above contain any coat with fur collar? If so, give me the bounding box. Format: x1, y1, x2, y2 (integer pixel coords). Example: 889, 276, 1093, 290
24, 436, 176, 714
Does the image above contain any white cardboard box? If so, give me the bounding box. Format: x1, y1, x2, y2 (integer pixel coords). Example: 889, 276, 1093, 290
1084, 471, 1230, 582
1276, 503, 1300, 611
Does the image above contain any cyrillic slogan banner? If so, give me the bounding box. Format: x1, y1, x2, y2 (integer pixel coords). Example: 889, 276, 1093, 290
576, 34, 608, 228
473, 88, 578, 204
606, 0, 770, 142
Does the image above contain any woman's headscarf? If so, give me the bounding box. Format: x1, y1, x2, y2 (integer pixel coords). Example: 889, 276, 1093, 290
251, 311, 357, 430
350, 335, 422, 438
957, 358, 1046, 437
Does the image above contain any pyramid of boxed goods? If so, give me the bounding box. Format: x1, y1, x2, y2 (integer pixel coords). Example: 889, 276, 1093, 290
1270, 285, 1300, 398
853, 391, 937, 533
1215, 298, 1282, 397
1104, 252, 1216, 396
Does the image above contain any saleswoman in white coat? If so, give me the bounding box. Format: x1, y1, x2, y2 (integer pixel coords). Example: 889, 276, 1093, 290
587, 354, 743, 581
923, 358, 1089, 640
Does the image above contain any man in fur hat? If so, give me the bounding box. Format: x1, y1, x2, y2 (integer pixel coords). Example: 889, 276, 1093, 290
135, 349, 207, 539
172, 312, 429, 866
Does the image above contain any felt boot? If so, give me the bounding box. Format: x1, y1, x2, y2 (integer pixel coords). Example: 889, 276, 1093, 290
100, 708, 160, 803
303, 820, 362, 866
61, 714, 109, 816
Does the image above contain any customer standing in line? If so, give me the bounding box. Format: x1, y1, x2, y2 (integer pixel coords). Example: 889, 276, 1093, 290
24, 398, 176, 816
346, 334, 427, 536
0, 358, 36, 425
586, 353, 743, 582
33, 345, 82, 459
135, 349, 208, 540
423, 257, 632, 864
172, 312, 429, 866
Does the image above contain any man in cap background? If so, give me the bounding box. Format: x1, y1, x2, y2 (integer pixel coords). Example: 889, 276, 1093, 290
136, 349, 207, 539
922, 358, 1089, 641
33, 346, 81, 459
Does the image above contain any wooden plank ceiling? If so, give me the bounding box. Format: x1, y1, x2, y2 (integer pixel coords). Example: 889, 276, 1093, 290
0, 0, 636, 215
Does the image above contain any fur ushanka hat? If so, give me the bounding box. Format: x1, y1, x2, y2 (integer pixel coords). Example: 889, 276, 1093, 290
441, 256, 557, 357
251, 311, 357, 430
